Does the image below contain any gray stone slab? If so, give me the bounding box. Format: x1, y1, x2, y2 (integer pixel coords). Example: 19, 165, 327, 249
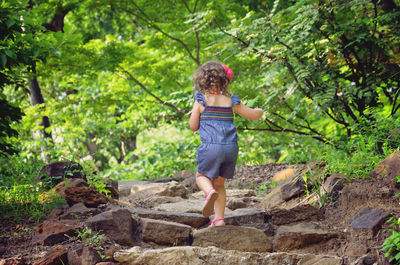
128, 208, 209, 228
350, 207, 390, 236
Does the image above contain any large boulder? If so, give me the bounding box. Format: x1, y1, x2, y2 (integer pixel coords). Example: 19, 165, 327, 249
86, 208, 140, 246
34, 161, 87, 186
114, 246, 343, 265
64, 187, 109, 207
370, 151, 400, 182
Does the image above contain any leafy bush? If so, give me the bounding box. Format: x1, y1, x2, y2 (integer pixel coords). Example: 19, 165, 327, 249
0, 154, 44, 186
382, 217, 400, 264
0, 182, 66, 222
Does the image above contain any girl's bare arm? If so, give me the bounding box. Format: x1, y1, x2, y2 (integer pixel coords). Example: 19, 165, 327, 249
233, 103, 263, 120
189, 101, 202, 131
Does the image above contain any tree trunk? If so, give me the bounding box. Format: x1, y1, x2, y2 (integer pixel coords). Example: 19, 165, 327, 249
28, 76, 53, 162
120, 135, 138, 163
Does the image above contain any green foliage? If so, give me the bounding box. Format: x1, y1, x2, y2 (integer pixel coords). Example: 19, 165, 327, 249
77, 227, 106, 258
87, 174, 110, 197
0, 154, 44, 186
77, 227, 104, 248
0, 182, 66, 222
382, 217, 400, 264
2, 0, 400, 189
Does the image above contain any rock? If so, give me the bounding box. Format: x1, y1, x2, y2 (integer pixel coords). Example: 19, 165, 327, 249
172, 170, 195, 181
345, 243, 369, 260
120, 181, 189, 199
274, 222, 340, 251
32, 245, 68, 265
96, 263, 118, 265
129, 208, 209, 228
34, 220, 79, 246
349, 207, 390, 237
272, 167, 298, 182
0, 257, 24, 265
155, 199, 207, 214
280, 177, 305, 201
65, 187, 109, 207
370, 151, 400, 181
67, 245, 102, 265
157, 182, 189, 198
262, 161, 326, 209
47, 206, 69, 220
221, 208, 265, 226
60, 202, 100, 220
140, 218, 192, 246
181, 177, 199, 193
193, 225, 272, 252
262, 175, 304, 209
114, 246, 343, 265
102, 244, 122, 262
174, 170, 198, 193
266, 204, 321, 225
34, 161, 87, 186
320, 173, 347, 201
86, 208, 140, 246
102, 177, 119, 199
127, 195, 184, 208
118, 180, 148, 197
52, 179, 89, 197
243, 222, 276, 237
226, 197, 247, 210
261, 185, 286, 210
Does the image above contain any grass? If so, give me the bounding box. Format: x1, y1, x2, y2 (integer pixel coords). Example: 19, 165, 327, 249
0, 182, 66, 222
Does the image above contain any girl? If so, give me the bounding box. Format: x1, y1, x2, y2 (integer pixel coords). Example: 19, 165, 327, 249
189, 61, 263, 227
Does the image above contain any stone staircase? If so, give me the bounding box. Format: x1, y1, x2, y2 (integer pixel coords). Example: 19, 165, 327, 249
111, 179, 346, 265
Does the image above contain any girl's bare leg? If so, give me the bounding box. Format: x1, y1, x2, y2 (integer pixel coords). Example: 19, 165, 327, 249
196, 173, 214, 194
212, 176, 226, 226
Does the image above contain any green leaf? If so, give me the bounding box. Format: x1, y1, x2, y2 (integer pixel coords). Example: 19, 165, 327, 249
5, 19, 16, 28
4, 49, 16, 60
0, 54, 7, 68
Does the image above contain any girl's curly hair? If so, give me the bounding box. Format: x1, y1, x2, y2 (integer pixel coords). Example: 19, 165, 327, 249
194, 61, 230, 96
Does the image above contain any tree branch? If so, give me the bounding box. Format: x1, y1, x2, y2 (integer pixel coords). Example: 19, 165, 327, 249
117, 67, 187, 115
237, 118, 328, 143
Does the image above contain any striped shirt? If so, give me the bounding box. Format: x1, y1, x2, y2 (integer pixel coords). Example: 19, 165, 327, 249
200, 106, 234, 122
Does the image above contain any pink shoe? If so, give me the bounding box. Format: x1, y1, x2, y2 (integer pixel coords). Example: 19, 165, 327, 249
210, 217, 225, 227
202, 188, 218, 217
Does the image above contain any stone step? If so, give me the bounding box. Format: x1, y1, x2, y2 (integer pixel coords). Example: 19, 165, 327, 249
128, 207, 209, 228
274, 222, 342, 251
114, 246, 344, 265
193, 225, 272, 252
